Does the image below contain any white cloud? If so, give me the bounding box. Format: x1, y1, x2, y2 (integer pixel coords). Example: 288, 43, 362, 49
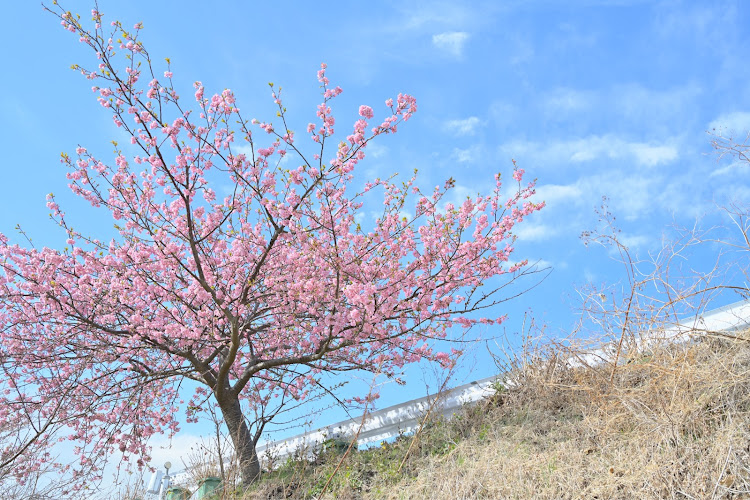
432, 32, 470, 57
364, 141, 389, 158
231, 144, 254, 157
147, 432, 209, 472
517, 171, 671, 238
710, 160, 750, 177
542, 87, 592, 115
582, 172, 658, 220
569, 144, 598, 162
444, 116, 481, 136
530, 258, 554, 270
654, 3, 736, 49
708, 111, 750, 135
534, 83, 702, 133
400, 4, 474, 31
537, 183, 585, 207
618, 233, 653, 250
712, 182, 750, 207
583, 268, 599, 284
629, 143, 679, 166
512, 223, 562, 242
92, 431, 210, 491
451, 145, 481, 163
612, 82, 703, 132
499, 135, 679, 168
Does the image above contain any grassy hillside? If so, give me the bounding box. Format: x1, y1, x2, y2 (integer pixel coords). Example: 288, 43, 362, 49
182, 327, 750, 499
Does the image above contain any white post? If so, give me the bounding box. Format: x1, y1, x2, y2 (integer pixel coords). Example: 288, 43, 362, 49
146, 470, 163, 496
159, 461, 172, 500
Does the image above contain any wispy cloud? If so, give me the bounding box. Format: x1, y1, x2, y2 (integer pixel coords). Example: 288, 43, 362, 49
629, 143, 679, 166
708, 111, 750, 135
612, 83, 703, 131
451, 144, 482, 163
443, 116, 481, 136
400, 3, 475, 31
537, 183, 585, 207
535, 83, 702, 134
618, 233, 653, 250
710, 160, 750, 177
654, 2, 737, 52
576, 173, 661, 220
500, 135, 679, 168
542, 87, 593, 115
364, 141, 389, 159
512, 223, 562, 242
432, 32, 470, 57
523, 170, 689, 243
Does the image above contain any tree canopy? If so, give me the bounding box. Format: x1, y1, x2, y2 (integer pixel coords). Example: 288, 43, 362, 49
0, 4, 544, 489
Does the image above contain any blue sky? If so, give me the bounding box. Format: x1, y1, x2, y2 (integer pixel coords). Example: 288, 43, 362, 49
1, 0, 750, 486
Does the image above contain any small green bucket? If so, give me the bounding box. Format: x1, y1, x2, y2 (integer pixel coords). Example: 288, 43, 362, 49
195, 476, 223, 498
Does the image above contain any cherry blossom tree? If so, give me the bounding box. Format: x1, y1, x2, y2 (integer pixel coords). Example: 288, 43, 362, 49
0, 4, 544, 488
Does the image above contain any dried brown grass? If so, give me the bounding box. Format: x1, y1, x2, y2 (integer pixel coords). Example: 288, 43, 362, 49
235, 329, 750, 499
373, 331, 750, 499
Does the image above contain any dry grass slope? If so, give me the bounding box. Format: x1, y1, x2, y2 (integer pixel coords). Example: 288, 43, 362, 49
233, 329, 750, 499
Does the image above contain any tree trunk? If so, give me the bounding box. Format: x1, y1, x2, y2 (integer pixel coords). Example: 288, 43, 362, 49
217, 394, 260, 487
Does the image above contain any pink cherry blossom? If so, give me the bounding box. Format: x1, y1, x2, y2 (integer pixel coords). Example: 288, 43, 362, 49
358, 105, 374, 119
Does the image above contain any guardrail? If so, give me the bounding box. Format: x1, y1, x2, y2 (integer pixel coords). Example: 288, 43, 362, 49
168, 374, 501, 490
256, 373, 501, 460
